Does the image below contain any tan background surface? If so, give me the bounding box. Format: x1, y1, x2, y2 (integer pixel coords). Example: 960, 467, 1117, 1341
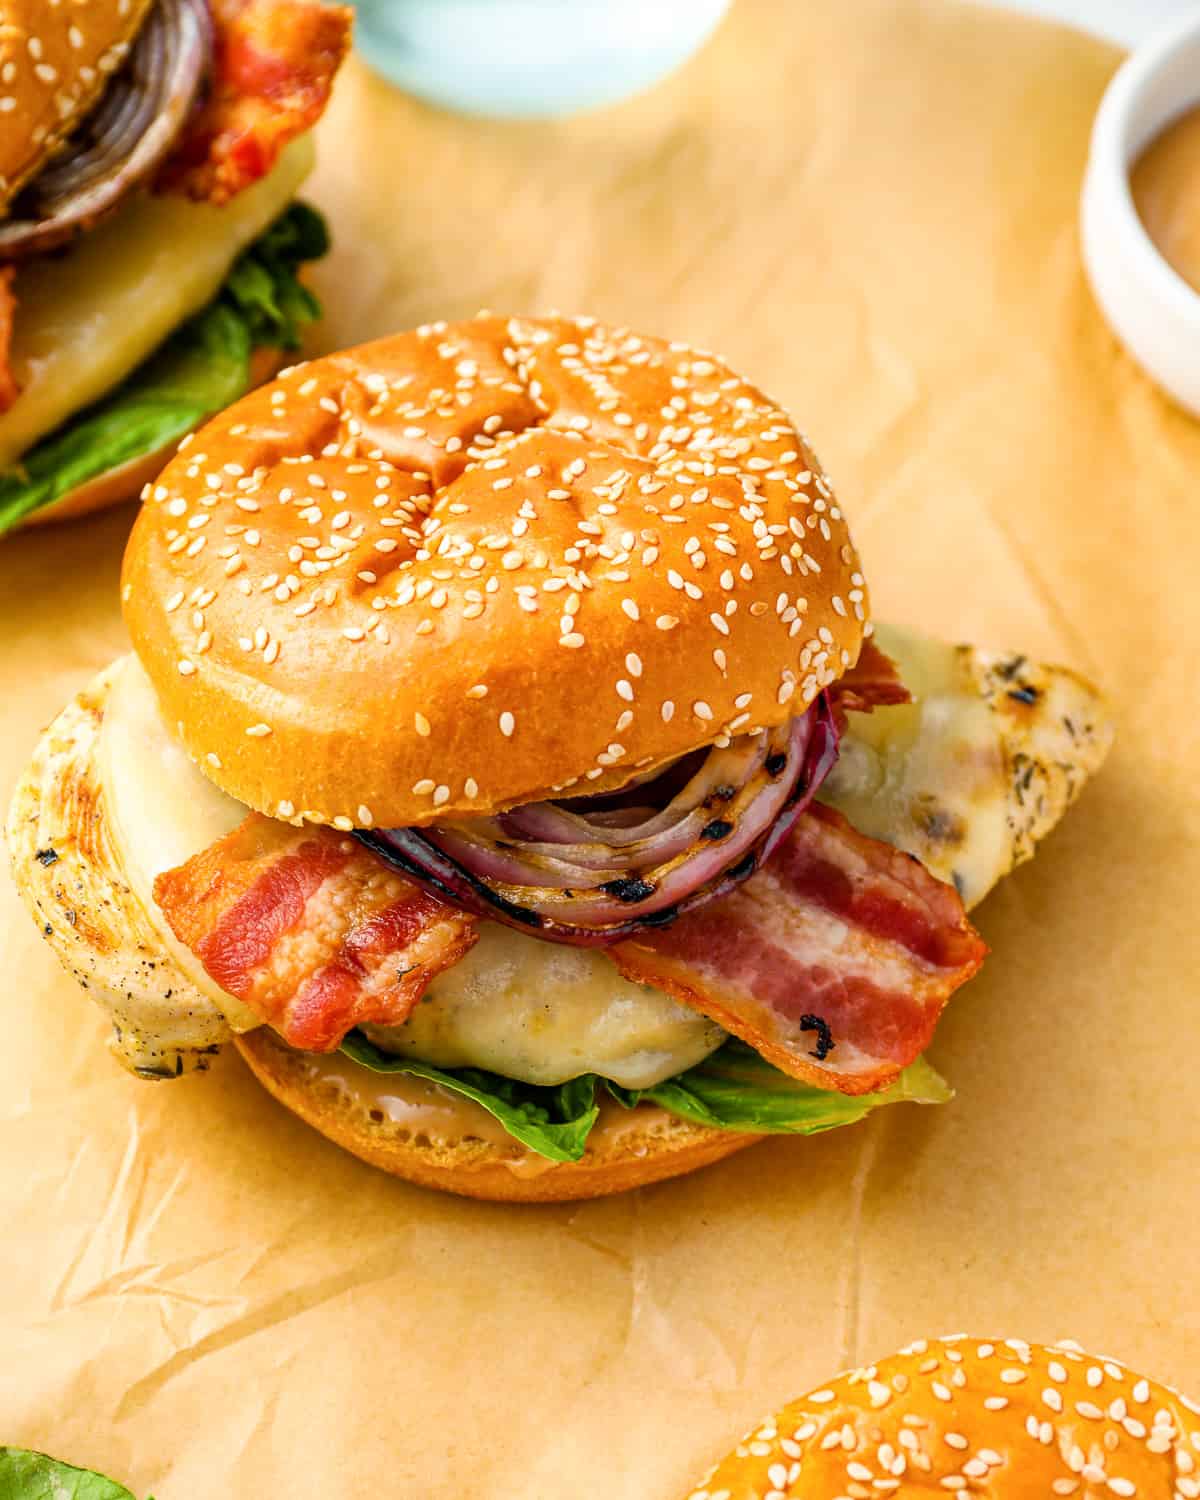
2, 1, 1198, 1494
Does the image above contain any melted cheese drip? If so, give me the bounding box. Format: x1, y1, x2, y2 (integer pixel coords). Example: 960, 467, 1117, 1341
99, 656, 259, 1029
819, 623, 1010, 909
363, 924, 726, 1088
0, 135, 315, 469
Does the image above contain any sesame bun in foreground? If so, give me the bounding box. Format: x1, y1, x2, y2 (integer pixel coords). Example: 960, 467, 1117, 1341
235, 1026, 759, 1204
684, 1335, 1200, 1499
122, 313, 866, 831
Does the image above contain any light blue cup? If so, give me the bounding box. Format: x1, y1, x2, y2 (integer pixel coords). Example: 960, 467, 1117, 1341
350, 0, 734, 119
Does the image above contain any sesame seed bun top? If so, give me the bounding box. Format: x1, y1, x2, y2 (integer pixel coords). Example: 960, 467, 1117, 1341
0, 0, 158, 214
122, 314, 867, 830
684, 1334, 1200, 1500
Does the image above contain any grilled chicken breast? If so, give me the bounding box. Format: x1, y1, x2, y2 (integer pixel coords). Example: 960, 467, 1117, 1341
6, 629, 1114, 1078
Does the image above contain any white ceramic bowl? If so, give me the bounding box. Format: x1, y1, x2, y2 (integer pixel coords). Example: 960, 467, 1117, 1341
1081, 7, 1200, 415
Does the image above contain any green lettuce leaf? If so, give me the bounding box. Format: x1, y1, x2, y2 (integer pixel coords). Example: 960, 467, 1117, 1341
339, 1033, 600, 1163
609, 1041, 952, 1134
0, 1448, 145, 1500
0, 201, 329, 536
339, 1033, 951, 1164
221, 201, 329, 350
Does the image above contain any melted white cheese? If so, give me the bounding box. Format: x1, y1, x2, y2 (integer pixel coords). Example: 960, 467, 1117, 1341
0, 135, 315, 470
363, 925, 727, 1088
99, 656, 259, 1029
819, 623, 1010, 909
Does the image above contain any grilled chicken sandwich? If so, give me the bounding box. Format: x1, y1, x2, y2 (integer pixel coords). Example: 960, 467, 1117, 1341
0, 0, 350, 536
6, 315, 1114, 1201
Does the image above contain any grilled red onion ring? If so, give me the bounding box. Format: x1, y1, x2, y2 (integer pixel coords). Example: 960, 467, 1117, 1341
0, 0, 213, 258
357, 696, 839, 947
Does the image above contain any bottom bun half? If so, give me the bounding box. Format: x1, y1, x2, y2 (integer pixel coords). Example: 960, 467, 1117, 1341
234, 1027, 761, 1203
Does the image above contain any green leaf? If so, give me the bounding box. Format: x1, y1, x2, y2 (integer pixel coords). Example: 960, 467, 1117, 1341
339, 1033, 601, 1163
610, 1041, 952, 1135
0, 302, 251, 534
0, 1448, 140, 1500
339, 1033, 950, 1163
222, 201, 329, 350
0, 201, 330, 536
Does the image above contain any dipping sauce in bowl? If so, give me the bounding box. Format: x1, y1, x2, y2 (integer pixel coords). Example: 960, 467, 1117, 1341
1131, 105, 1200, 294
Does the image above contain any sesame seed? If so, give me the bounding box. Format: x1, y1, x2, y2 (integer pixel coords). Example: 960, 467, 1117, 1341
414, 713, 431, 736
246, 723, 272, 737
433, 785, 450, 806
499, 711, 515, 737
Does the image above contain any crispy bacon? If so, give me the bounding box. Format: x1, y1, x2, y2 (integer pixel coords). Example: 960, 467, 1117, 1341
611, 804, 986, 1095
160, 0, 352, 204
0, 267, 18, 415
154, 814, 477, 1051
828, 637, 911, 728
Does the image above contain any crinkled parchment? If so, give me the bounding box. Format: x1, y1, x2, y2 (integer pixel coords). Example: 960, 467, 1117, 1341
2, 2, 1197, 1495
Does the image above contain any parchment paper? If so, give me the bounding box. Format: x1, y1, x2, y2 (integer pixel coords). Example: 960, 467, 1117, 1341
2, 2, 1198, 1494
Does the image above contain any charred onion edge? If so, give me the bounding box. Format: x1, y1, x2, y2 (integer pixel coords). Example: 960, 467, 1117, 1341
355, 695, 839, 947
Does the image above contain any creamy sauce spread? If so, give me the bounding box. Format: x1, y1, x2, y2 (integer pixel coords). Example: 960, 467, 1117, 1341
292, 1050, 658, 1178
1131, 105, 1200, 294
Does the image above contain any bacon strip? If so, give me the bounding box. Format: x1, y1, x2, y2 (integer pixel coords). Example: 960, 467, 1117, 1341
611, 804, 986, 1095
154, 814, 477, 1052
160, 0, 352, 204
0, 267, 19, 415
828, 637, 911, 727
